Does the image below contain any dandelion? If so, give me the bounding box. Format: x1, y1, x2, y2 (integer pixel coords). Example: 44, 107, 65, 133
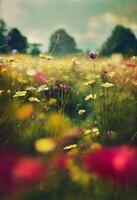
101, 82, 114, 88
13, 91, 27, 98
78, 109, 86, 115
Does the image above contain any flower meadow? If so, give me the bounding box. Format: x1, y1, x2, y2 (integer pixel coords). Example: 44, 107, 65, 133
0, 53, 137, 200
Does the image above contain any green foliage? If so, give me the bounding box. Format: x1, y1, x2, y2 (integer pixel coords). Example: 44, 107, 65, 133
8, 28, 28, 53
28, 43, 41, 56
48, 29, 82, 56
100, 25, 137, 57
0, 19, 8, 53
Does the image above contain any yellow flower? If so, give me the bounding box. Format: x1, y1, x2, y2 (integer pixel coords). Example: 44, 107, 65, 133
13, 91, 27, 97
48, 98, 57, 106
15, 104, 34, 120
44, 113, 70, 136
35, 138, 56, 153
91, 127, 100, 137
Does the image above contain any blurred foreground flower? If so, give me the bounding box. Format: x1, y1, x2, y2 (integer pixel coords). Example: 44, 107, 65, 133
35, 138, 56, 153
0, 152, 46, 192
83, 146, 137, 185
15, 104, 34, 120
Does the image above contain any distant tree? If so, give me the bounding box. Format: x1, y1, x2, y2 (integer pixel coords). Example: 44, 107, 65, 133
100, 25, 137, 57
48, 29, 81, 56
28, 43, 41, 56
8, 28, 28, 53
0, 18, 8, 53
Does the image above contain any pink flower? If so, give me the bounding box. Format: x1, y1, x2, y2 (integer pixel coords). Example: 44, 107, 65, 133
34, 71, 47, 84
83, 146, 137, 185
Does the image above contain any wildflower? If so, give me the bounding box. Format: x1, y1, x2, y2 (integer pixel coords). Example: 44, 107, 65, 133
89, 51, 98, 59
48, 98, 57, 106
15, 104, 34, 120
12, 49, 18, 54
13, 91, 27, 98
85, 94, 97, 101
91, 127, 100, 137
63, 84, 70, 92
0, 90, 4, 94
101, 82, 114, 88
28, 97, 40, 102
78, 109, 86, 115
0, 152, 46, 191
13, 157, 46, 184
64, 144, 77, 150
35, 138, 56, 153
37, 85, 49, 92
84, 80, 95, 86
34, 71, 47, 84
83, 146, 137, 185
25, 86, 36, 91
84, 129, 92, 135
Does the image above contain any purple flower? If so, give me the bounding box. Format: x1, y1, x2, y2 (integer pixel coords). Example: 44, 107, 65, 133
89, 51, 98, 59
12, 49, 18, 54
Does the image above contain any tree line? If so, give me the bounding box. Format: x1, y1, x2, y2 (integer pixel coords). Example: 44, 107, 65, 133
0, 18, 137, 57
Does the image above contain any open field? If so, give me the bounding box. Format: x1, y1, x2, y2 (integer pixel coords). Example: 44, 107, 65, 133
0, 53, 137, 200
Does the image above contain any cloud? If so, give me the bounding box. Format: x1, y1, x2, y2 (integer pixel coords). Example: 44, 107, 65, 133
88, 12, 137, 34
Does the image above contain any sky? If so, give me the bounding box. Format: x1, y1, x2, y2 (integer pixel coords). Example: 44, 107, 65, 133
1, 0, 137, 51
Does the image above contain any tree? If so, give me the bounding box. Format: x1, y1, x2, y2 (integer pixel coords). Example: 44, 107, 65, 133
28, 43, 41, 56
0, 18, 8, 53
48, 29, 81, 56
8, 28, 28, 53
100, 25, 137, 57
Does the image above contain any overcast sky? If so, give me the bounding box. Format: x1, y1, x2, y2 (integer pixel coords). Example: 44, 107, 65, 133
1, 0, 137, 51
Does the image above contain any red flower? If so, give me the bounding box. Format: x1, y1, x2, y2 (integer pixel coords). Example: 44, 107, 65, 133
83, 146, 137, 185
13, 157, 46, 185
0, 152, 46, 192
